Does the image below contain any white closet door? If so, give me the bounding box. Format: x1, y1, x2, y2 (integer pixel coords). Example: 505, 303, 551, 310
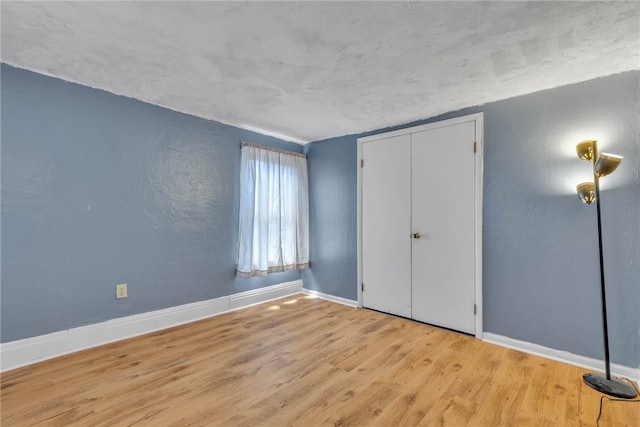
410, 122, 476, 334
362, 135, 412, 317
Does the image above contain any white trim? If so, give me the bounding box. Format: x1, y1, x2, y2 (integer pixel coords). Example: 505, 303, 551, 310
356, 138, 364, 308
0, 280, 302, 373
357, 112, 484, 338
301, 288, 358, 308
358, 113, 485, 143
484, 332, 640, 384
229, 280, 304, 309
473, 114, 484, 339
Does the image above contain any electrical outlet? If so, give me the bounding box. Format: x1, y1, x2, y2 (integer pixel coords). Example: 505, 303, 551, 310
116, 283, 128, 299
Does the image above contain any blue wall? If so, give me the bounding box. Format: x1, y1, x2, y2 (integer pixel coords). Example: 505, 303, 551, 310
305, 71, 640, 368
1, 64, 302, 342
302, 137, 358, 299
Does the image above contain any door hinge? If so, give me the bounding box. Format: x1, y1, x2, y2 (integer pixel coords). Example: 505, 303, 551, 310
473, 142, 477, 153
361, 282, 364, 292
361, 159, 364, 168
474, 304, 477, 315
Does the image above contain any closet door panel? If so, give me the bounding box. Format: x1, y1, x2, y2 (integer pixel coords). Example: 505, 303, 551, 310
362, 135, 412, 317
411, 122, 476, 333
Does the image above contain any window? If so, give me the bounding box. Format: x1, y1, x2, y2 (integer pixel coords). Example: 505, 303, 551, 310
236, 143, 309, 278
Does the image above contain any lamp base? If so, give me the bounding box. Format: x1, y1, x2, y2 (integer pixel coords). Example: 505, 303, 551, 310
583, 373, 638, 399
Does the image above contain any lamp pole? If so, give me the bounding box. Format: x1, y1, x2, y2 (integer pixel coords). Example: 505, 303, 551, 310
591, 141, 611, 381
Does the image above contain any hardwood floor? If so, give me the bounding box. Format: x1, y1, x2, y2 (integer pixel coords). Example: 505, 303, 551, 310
2, 295, 638, 426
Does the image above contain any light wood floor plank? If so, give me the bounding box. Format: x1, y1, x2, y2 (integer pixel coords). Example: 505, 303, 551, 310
2, 295, 638, 426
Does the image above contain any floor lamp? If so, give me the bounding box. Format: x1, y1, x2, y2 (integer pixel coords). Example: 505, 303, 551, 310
575, 139, 637, 399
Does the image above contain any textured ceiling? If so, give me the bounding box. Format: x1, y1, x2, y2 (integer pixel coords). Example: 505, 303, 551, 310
2, 1, 639, 143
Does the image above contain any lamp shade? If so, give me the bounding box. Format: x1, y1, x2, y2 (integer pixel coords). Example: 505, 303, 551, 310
594, 153, 623, 177
576, 182, 596, 204
576, 140, 596, 161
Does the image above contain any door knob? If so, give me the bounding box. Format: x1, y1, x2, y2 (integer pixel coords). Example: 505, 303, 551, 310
412, 232, 421, 239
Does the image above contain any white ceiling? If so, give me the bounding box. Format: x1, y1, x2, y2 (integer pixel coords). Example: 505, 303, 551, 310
2, 1, 639, 144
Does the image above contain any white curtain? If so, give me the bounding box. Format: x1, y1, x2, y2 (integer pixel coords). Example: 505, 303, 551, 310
236, 143, 309, 278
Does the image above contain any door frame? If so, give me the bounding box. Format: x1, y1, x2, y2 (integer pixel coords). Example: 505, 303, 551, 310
357, 112, 484, 339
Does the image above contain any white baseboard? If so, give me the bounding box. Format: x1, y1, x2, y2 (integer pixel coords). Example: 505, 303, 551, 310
301, 288, 358, 308
230, 281, 303, 309
483, 332, 640, 384
1, 280, 302, 372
